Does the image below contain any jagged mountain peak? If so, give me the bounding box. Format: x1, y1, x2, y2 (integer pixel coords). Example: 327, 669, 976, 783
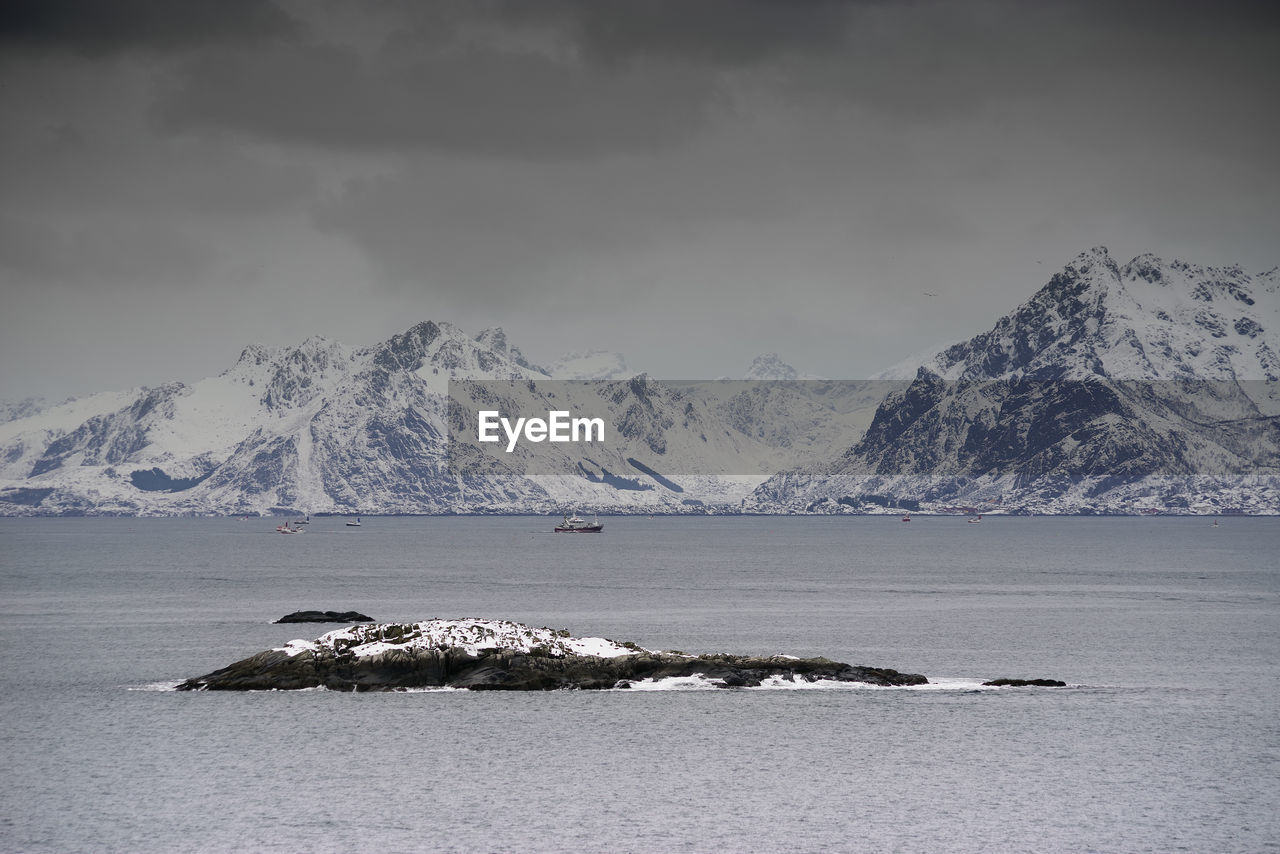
744, 353, 822, 381
234, 343, 270, 366
474, 327, 547, 375
255, 337, 360, 411
5, 259, 1277, 517
927, 249, 1277, 383
376, 321, 444, 368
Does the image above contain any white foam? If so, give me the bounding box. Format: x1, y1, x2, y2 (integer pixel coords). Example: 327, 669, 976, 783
621, 675, 725, 691
618, 675, 999, 691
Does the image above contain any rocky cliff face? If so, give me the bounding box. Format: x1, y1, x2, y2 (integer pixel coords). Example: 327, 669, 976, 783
749, 248, 1280, 514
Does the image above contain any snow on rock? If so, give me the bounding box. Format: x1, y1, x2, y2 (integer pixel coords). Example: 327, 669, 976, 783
4, 248, 1276, 517
547, 350, 632, 380
473, 327, 546, 374
744, 353, 822, 381
749, 247, 1280, 515
281, 618, 649, 659
919, 246, 1279, 385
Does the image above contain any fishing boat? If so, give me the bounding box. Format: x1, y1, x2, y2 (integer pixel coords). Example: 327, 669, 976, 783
346, 517, 362, 527
276, 522, 304, 534
555, 513, 603, 533
967, 515, 983, 523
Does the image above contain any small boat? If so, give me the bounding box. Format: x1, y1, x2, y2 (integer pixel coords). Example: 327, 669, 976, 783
555, 513, 603, 533
901, 515, 911, 522
276, 522, 304, 534
967, 515, 983, 523
346, 517, 362, 527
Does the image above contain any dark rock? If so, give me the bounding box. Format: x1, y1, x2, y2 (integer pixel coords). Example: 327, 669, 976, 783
274, 610, 374, 624
982, 677, 1067, 687
177, 645, 930, 693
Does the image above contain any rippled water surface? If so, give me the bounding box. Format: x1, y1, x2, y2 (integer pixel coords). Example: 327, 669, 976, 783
2, 515, 1278, 852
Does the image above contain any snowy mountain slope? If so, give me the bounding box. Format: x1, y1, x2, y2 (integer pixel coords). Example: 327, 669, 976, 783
0, 321, 864, 515
923, 248, 1279, 386
749, 248, 1280, 514
0, 389, 142, 481
744, 353, 822, 381
0, 397, 49, 424
5, 247, 1276, 516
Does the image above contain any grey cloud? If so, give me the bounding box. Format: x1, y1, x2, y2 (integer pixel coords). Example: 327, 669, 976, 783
145, 0, 1280, 165
489, 0, 865, 66
148, 0, 872, 158
0, 0, 296, 54
0, 214, 216, 287
308, 123, 914, 299
3, 0, 1278, 402
0, 126, 316, 217
156, 41, 715, 157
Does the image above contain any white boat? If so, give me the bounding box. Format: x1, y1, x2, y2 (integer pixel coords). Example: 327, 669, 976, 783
555, 513, 603, 533
346, 517, 362, 527
276, 522, 304, 534
967, 515, 983, 523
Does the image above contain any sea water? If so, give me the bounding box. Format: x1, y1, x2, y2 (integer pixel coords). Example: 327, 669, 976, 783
0, 515, 1277, 853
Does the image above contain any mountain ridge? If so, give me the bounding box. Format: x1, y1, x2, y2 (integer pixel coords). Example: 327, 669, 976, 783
2, 247, 1277, 515
749, 247, 1280, 515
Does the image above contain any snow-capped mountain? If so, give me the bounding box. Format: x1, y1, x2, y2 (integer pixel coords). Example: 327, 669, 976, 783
750, 248, 1280, 514
0, 397, 48, 424
744, 353, 822, 381
3, 247, 1276, 516
0, 321, 535, 515
472, 327, 547, 375
0, 321, 867, 515
923, 247, 1278, 385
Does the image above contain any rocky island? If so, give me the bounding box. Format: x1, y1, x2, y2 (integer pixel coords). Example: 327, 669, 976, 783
177, 618, 931, 692
274, 610, 374, 624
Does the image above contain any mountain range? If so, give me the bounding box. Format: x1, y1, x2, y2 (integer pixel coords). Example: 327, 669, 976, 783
2, 247, 1276, 516
750, 247, 1280, 514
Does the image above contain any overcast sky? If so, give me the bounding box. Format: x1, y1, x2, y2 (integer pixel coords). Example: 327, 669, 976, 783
1, 0, 1277, 401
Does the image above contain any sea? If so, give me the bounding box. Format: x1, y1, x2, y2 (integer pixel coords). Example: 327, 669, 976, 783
1, 515, 1277, 853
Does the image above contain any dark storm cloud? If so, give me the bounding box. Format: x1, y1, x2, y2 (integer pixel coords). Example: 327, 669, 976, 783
297, 0, 1280, 280
145, 0, 1280, 165
0, 0, 296, 54
148, 0, 881, 158
3, 0, 1279, 400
